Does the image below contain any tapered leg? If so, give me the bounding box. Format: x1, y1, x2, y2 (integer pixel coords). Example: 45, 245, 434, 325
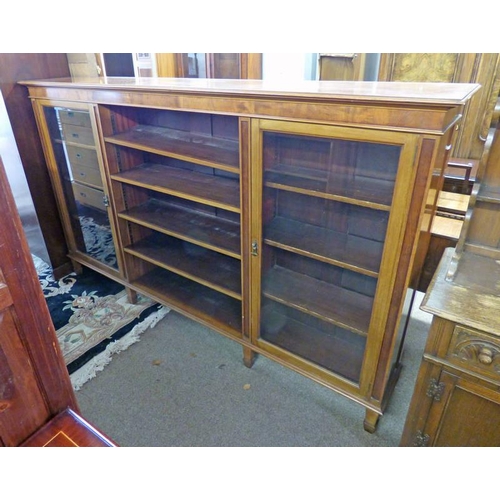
72, 260, 83, 275
126, 287, 138, 304
364, 409, 380, 433
243, 346, 256, 368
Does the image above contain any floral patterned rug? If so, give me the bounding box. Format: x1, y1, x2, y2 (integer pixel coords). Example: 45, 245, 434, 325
33, 255, 169, 390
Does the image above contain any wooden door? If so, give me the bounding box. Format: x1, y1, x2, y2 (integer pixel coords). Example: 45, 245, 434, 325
318, 53, 366, 80
0, 156, 79, 446
408, 369, 500, 447
249, 118, 422, 428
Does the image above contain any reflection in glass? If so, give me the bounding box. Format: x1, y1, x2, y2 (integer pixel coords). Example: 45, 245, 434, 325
44, 107, 117, 269
260, 131, 402, 383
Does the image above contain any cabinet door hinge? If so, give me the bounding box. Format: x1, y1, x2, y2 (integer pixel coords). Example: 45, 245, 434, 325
103, 195, 110, 207
413, 430, 430, 447
426, 378, 445, 401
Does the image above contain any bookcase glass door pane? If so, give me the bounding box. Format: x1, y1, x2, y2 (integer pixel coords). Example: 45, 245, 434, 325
43, 106, 118, 270
259, 131, 401, 383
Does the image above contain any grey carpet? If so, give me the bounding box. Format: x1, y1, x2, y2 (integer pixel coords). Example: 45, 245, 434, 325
76, 291, 432, 446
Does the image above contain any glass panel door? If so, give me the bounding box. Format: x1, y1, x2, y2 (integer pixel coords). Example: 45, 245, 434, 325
42, 105, 119, 270
258, 126, 402, 384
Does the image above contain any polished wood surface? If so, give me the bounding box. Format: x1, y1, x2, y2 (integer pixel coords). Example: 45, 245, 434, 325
0, 154, 117, 447
21, 77, 478, 432
0, 155, 78, 446
111, 164, 241, 212
22, 409, 116, 447
20, 76, 479, 103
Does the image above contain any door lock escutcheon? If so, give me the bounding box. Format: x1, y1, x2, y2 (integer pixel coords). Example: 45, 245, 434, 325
251, 240, 258, 256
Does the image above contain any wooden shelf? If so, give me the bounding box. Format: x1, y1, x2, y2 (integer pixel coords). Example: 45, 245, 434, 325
132, 267, 242, 337
125, 233, 242, 300
436, 191, 469, 216
265, 165, 394, 210
261, 303, 365, 383
118, 199, 241, 259
111, 163, 240, 212
431, 215, 463, 240
262, 266, 373, 336
264, 216, 383, 277
105, 125, 240, 173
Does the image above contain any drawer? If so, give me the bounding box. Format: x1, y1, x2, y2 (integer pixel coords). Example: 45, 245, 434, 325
70, 164, 103, 189
62, 123, 95, 146
446, 325, 500, 382
58, 109, 91, 127
72, 183, 106, 211
66, 145, 99, 169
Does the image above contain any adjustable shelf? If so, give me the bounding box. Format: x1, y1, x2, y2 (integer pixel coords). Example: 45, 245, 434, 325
132, 267, 242, 338
265, 165, 394, 210
105, 125, 240, 174
260, 301, 366, 383
262, 266, 373, 336
124, 232, 242, 300
118, 199, 241, 259
264, 216, 384, 277
111, 163, 240, 212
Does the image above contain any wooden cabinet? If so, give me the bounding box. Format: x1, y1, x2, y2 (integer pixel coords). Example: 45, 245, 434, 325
400, 250, 500, 446
401, 121, 500, 446
20, 77, 479, 432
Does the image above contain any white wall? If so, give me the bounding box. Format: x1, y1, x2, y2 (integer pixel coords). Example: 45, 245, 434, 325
262, 53, 318, 81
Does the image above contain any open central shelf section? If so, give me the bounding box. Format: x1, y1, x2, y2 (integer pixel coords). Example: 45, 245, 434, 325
103, 105, 243, 337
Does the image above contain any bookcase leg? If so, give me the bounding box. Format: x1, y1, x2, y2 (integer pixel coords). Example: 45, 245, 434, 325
243, 346, 256, 368
126, 287, 138, 304
364, 409, 380, 433
72, 260, 83, 275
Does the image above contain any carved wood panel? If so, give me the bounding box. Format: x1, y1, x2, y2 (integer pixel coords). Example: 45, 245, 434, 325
448, 325, 500, 379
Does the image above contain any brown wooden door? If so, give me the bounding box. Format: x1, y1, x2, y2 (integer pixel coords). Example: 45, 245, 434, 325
250, 118, 421, 405
416, 370, 500, 447
0, 156, 79, 446
318, 53, 366, 80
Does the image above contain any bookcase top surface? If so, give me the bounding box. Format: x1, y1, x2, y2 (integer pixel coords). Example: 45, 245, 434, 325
20, 77, 480, 105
